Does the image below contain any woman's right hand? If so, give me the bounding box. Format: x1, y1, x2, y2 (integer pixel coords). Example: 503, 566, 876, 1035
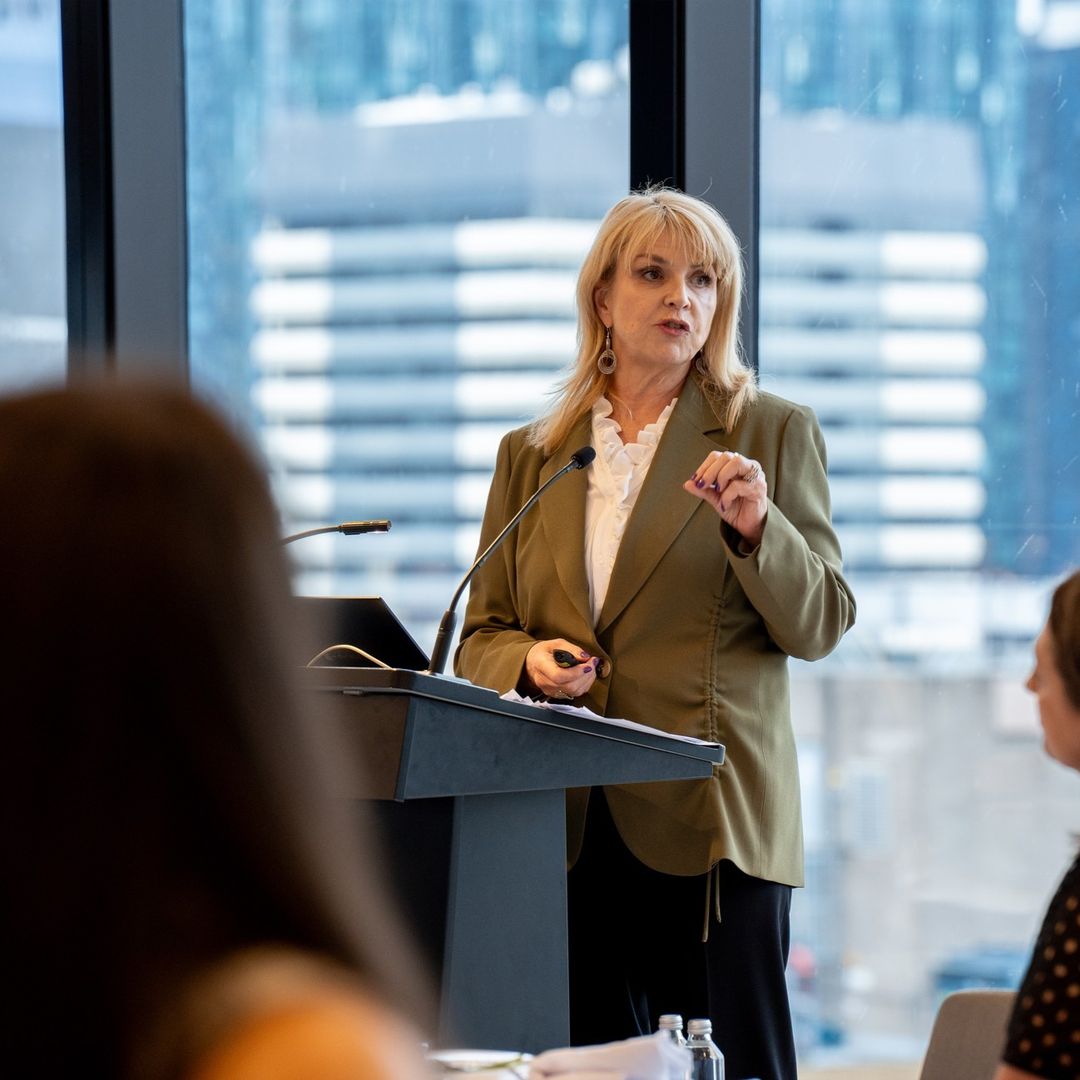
525, 640, 599, 702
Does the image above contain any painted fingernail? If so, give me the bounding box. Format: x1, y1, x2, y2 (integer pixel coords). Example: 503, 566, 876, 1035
579, 650, 590, 658
583, 666, 593, 674
695, 478, 706, 489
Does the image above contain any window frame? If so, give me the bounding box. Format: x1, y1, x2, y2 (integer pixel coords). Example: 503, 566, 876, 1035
60, 0, 759, 379
61, 0, 188, 375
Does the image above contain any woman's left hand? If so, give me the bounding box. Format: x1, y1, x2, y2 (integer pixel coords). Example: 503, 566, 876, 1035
683, 451, 768, 547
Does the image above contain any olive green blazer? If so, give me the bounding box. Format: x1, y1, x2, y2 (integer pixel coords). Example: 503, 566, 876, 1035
455, 375, 855, 886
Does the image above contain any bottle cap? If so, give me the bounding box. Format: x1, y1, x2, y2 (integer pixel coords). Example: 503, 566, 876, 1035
657, 1014, 683, 1029
687, 1018, 712, 1035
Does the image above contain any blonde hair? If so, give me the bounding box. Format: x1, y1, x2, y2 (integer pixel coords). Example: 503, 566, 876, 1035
529, 186, 757, 453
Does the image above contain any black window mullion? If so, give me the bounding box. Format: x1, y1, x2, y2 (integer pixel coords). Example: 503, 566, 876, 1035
628, 0, 759, 373
684, 0, 760, 373
61, 0, 115, 374
61, 0, 189, 377
629, 0, 685, 190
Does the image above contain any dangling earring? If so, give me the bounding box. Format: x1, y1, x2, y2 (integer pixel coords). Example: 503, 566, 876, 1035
694, 351, 708, 377
597, 326, 617, 375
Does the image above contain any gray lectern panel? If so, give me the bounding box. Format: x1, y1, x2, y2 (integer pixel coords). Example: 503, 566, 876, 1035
441, 789, 569, 1050
304, 667, 723, 802
301, 666, 725, 1053
400, 698, 718, 798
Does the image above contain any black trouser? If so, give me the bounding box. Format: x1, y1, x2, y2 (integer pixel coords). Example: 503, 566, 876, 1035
567, 789, 797, 1080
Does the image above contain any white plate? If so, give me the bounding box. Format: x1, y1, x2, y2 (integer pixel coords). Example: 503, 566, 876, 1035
428, 1048, 532, 1074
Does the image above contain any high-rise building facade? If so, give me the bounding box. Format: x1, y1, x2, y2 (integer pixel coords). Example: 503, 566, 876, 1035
763, 0, 1080, 579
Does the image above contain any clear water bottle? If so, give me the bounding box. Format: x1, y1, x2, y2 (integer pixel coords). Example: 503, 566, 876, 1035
657, 1013, 690, 1079
686, 1018, 725, 1080
657, 1013, 687, 1047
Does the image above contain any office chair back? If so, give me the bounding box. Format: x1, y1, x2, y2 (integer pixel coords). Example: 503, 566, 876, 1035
919, 988, 1016, 1080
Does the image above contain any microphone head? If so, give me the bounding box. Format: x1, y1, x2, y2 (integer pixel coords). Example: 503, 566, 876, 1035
340, 520, 392, 534
570, 445, 596, 469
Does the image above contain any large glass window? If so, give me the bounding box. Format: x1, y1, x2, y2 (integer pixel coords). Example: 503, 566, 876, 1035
184, 0, 629, 651
761, 0, 1080, 1069
0, 0, 66, 393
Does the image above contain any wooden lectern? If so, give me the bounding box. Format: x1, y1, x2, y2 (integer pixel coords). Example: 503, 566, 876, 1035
304, 667, 725, 1052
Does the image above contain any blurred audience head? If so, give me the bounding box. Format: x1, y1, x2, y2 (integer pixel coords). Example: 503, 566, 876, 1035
1029, 568, 1080, 770
0, 377, 427, 1074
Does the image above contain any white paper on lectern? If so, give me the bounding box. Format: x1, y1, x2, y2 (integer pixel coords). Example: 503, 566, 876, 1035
499, 689, 721, 748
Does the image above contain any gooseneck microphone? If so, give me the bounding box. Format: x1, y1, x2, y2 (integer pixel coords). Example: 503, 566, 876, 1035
282, 520, 391, 544
425, 445, 596, 675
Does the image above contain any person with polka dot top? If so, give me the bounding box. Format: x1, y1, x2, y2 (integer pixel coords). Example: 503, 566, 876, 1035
998, 569, 1080, 1080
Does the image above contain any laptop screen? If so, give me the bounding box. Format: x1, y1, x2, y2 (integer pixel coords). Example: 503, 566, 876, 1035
294, 595, 429, 671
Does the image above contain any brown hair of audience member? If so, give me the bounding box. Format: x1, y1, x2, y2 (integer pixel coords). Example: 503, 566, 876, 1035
1050, 568, 1080, 711
0, 378, 429, 1075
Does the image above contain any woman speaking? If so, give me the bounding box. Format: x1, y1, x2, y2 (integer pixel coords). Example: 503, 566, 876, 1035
456, 187, 855, 1080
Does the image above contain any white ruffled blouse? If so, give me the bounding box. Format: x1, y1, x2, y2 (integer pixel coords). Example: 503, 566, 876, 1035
584, 396, 677, 625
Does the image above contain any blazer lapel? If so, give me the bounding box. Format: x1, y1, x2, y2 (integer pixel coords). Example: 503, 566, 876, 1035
596, 377, 729, 636
539, 413, 595, 631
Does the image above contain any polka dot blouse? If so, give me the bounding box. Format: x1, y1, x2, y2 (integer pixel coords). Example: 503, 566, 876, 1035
1004, 855, 1080, 1078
